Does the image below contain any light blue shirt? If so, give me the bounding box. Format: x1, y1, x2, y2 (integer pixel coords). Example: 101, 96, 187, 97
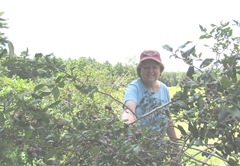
123, 78, 170, 133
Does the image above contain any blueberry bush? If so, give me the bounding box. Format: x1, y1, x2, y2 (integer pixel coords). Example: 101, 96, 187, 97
0, 11, 239, 165
163, 20, 240, 165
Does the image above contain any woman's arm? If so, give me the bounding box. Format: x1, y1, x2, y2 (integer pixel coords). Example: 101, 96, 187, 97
167, 116, 181, 164
120, 100, 137, 124
166, 116, 177, 140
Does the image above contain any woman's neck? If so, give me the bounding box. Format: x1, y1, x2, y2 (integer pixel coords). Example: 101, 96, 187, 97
141, 79, 160, 92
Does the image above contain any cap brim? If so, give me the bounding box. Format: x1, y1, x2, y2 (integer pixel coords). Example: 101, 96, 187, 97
140, 57, 162, 64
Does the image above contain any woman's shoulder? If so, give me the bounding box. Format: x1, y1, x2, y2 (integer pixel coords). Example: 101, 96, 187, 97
129, 78, 141, 86
159, 81, 168, 88
127, 78, 146, 91
159, 81, 169, 92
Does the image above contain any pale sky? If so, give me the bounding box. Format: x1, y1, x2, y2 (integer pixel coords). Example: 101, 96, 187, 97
0, 0, 239, 71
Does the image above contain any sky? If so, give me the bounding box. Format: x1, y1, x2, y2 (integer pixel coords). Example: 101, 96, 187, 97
0, 0, 239, 71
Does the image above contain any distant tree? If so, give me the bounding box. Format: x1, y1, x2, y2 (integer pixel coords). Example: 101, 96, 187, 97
161, 72, 186, 87
0, 12, 14, 76
0, 12, 8, 49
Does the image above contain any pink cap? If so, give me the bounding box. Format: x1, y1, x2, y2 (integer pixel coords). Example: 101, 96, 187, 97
140, 50, 162, 64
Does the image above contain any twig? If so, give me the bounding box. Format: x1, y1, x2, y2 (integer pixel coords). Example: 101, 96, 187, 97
203, 149, 216, 164
187, 146, 228, 163
183, 153, 212, 166
97, 90, 138, 118
128, 101, 172, 125
65, 68, 138, 119
181, 148, 203, 165
180, 142, 216, 165
133, 153, 148, 166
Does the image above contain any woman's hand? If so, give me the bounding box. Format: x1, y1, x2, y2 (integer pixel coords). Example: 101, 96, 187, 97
120, 110, 136, 124
121, 101, 137, 124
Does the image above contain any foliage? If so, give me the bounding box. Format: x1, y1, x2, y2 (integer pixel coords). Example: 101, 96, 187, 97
0, 57, 178, 165
0, 12, 8, 47
163, 20, 240, 165
1, 52, 65, 79
161, 72, 186, 87
0, 12, 14, 77
0, 10, 239, 165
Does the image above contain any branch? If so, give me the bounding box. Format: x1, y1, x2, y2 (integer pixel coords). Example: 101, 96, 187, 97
187, 146, 228, 163
97, 90, 138, 118
128, 101, 172, 125
133, 153, 148, 166
182, 153, 212, 166
203, 149, 216, 164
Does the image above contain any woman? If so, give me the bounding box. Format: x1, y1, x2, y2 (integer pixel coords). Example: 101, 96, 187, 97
121, 50, 180, 164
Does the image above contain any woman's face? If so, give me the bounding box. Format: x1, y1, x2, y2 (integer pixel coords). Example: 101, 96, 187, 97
140, 59, 161, 84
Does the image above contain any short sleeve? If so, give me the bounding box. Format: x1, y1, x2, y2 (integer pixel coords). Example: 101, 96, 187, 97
123, 83, 138, 105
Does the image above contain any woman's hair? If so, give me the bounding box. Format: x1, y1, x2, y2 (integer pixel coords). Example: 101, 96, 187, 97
136, 62, 165, 77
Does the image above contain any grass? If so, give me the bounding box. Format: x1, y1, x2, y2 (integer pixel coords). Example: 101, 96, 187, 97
168, 86, 181, 98
168, 86, 228, 166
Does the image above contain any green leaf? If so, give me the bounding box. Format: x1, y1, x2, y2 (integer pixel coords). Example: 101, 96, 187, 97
162, 44, 173, 52
228, 157, 238, 166
222, 22, 230, 28
210, 72, 218, 81
183, 80, 197, 88
23, 124, 34, 130
197, 97, 205, 110
178, 41, 192, 49
209, 28, 215, 35
0, 112, 5, 126
228, 107, 240, 120
46, 159, 58, 165
229, 29, 233, 36
176, 100, 189, 110
74, 84, 82, 91
16, 93, 25, 100
186, 66, 195, 79
8, 41, 14, 55
225, 55, 236, 65
181, 46, 196, 58
221, 76, 231, 88
199, 24, 204, 31
200, 58, 214, 68
0, 48, 7, 59
199, 35, 212, 39
133, 145, 142, 154
45, 100, 61, 110
25, 129, 33, 138
34, 84, 45, 91
233, 19, 240, 27
207, 129, 216, 138
45, 134, 54, 140
177, 125, 187, 135
52, 87, 60, 100
72, 118, 79, 128
217, 105, 228, 124
40, 91, 51, 97
35, 53, 43, 60
31, 93, 43, 99
58, 81, 65, 88
188, 121, 198, 138
55, 76, 63, 83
